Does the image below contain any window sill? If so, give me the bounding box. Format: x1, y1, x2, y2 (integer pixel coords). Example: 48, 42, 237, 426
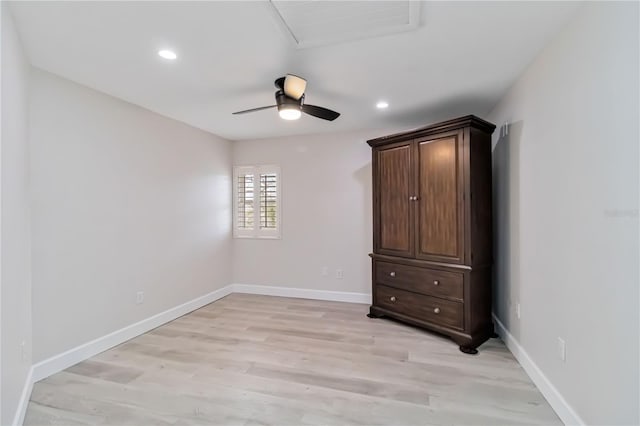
233, 235, 281, 240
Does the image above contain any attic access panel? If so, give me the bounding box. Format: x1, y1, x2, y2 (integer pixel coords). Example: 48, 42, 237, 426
269, 0, 421, 49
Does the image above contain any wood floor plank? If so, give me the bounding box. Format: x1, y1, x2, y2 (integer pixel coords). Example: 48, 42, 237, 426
25, 293, 561, 425
66, 360, 144, 384
246, 363, 430, 405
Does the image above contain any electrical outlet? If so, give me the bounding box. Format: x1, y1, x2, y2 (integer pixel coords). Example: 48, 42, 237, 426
335, 269, 343, 279
558, 338, 566, 362
321, 267, 328, 276
136, 291, 144, 305
516, 303, 521, 319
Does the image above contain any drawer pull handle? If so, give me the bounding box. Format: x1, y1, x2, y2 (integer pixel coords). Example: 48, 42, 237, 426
433, 307, 440, 314
390, 296, 397, 302
433, 280, 440, 286
389, 272, 396, 277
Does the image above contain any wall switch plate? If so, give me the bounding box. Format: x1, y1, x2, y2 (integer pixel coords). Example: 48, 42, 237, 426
321, 267, 328, 276
136, 291, 144, 304
558, 337, 566, 362
516, 303, 521, 319
335, 269, 343, 279
21, 341, 27, 362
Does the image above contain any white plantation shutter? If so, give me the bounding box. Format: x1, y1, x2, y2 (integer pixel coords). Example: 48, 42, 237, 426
260, 173, 278, 229
236, 173, 254, 229
233, 165, 281, 238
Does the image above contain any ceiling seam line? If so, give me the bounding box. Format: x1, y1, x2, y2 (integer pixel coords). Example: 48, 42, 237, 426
268, 0, 300, 45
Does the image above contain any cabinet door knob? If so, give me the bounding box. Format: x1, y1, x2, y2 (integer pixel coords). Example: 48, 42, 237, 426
389, 272, 396, 277
433, 280, 440, 286
390, 296, 397, 302
433, 307, 440, 314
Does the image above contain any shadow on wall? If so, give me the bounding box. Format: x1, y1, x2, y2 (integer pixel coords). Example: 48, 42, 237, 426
382, 94, 495, 128
492, 120, 523, 339
355, 160, 373, 252
351, 157, 373, 295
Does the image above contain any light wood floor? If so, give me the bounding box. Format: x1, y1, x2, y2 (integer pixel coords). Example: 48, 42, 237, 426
25, 294, 560, 425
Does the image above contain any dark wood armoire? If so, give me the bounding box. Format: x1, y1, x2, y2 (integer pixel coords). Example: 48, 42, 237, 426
367, 115, 496, 354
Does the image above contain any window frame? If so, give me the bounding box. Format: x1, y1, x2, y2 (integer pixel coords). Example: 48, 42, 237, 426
233, 164, 281, 239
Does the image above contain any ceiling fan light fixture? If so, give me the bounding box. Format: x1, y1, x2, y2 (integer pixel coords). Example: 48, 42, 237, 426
232, 74, 339, 121
284, 74, 307, 100
278, 106, 302, 120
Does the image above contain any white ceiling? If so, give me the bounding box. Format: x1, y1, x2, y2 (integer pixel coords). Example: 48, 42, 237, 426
9, 1, 581, 141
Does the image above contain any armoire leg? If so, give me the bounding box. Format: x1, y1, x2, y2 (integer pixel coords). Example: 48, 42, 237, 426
367, 307, 382, 319
459, 345, 479, 355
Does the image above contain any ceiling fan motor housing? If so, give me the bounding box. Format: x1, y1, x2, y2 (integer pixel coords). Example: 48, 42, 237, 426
275, 91, 302, 112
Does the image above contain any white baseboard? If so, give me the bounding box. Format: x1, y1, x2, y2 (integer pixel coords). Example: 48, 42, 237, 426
31, 285, 234, 383
232, 283, 371, 304
492, 314, 584, 426
11, 366, 34, 426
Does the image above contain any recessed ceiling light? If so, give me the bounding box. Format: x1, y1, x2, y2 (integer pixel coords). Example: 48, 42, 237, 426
376, 101, 389, 109
158, 49, 177, 60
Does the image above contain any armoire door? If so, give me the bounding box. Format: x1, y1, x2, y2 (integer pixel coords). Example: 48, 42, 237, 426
374, 142, 414, 258
415, 132, 465, 264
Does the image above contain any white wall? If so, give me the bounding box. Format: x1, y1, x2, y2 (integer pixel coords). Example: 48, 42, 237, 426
29, 69, 232, 363
232, 129, 394, 296
1, 5, 33, 426
489, 2, 639, 425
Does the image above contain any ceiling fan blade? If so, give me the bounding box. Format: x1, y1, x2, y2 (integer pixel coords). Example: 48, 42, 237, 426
284, 74, 307, 100
301, 104, 340, 121
232, 105, 277, 115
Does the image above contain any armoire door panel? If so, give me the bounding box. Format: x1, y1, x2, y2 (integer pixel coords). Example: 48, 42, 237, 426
416, 134, 464, 262
376, 144, 413, 257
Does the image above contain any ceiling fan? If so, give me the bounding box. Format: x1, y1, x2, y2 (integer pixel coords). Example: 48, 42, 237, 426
232, 74, 340, 121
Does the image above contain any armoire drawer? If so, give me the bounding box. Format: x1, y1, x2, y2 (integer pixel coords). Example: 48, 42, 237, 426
375, 261, 464, 301
375, 284, 463, 330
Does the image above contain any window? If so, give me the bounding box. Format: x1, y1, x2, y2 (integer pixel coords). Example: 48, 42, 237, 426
233, 165, 281, 238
